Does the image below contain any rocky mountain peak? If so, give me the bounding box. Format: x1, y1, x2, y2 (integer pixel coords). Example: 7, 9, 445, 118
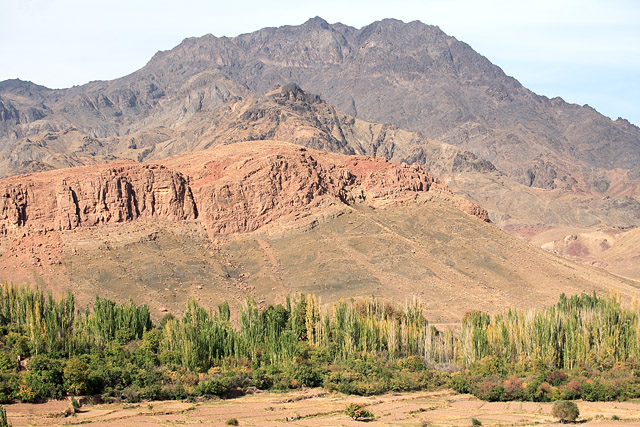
303, 16, 330, 30
0, 78, 51, 95
267, 83, 322, 105
0, 17, 637, 233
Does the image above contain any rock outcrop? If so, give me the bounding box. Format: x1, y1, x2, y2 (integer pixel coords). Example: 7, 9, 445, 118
1, 164, 197, 236
0, 142, 488, 237
192, 146, 462, 235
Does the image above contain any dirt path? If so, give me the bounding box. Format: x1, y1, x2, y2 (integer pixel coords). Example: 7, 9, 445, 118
4, 389, 640, 426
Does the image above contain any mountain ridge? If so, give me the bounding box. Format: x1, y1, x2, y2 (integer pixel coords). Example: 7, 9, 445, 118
0, 17, 638, 283
2, 18, 638, 193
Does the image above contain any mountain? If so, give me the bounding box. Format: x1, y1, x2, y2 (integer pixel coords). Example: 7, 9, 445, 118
1, 18, 638, 213
2, 18, 639, 191
1, 141, 637, 322
143, 17, 640, 192
0, 17, 638, 282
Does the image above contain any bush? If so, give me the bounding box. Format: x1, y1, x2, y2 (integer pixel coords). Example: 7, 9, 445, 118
195, 377, 229, 397
552, 400, 579, 423
474, 379, 505, 402
289, 361, 323, 387
64, 358, 89, 395
582, 380, 613, 402
504, 376, 524, 400
397, 356, 427, 372
19, 357, 64, 401
471, 418, 482, 426
345, 403, 374, 421
0, 355, 14, 374
450, 372, 470, 394
225, 418, 239, 426
547, 371, 568, 386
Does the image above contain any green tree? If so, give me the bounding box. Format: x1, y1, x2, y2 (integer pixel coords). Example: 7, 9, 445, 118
64, 357, 89, 395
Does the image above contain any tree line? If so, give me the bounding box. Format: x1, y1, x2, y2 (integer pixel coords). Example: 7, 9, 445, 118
1, 283, 640, 403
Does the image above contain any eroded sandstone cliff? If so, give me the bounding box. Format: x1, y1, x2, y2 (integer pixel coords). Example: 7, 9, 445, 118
0, 142, 488, 239
1, 164, 197, 236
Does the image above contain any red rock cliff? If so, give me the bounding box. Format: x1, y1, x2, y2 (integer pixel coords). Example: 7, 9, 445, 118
1, 142, 489, 237
0, 164, 197, 236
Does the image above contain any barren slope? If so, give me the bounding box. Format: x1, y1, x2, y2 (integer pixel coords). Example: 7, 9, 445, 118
1, 142, 637, 321
3, 78, 640, 281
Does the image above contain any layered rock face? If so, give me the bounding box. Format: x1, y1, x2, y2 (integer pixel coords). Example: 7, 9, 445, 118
192, 145, 453, 235
0, 164, 197, 236
2, 18, 638, 194
0, 142, 488, 238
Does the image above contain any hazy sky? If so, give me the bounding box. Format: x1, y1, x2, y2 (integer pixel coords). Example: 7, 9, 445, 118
1, 0, 639, 125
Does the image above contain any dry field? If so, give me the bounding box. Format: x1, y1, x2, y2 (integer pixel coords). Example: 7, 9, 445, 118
4, 389, 640, 427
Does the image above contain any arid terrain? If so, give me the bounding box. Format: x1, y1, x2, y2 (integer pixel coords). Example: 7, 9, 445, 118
1, 141, 637, 321
1, 16, 640, 427
4, 389, 640, 426
1, 18, 638, 285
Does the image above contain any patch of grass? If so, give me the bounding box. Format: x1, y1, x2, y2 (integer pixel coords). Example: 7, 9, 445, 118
409, 407, 436, 414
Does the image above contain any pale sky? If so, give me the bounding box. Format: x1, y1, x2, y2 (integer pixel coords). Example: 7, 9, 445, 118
1, 0, 639, 125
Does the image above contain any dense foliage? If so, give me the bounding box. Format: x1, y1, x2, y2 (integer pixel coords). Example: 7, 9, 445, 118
552, 400, 580, 422
1, 283, 640, 404
453, 292, 640, 402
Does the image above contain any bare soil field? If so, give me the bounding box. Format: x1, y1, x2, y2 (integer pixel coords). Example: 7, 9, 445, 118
4, 389, 640, 426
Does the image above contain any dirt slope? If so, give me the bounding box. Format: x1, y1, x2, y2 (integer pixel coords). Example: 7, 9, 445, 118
0, 142, 637, 321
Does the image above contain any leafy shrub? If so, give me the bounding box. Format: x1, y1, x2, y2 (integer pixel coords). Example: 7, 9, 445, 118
195, 377, 230, 397
450, 372, 470, 394
552, 400, 579, 423
325, 369, 389, 396
474, 378, 506, 402
471, 418, 482, 426
397, 356, 427, 372
0, 355, 13, 374
565, 380, 581, 398
344, 403, 374, 421
64, 357, 89, 395
547, 371, 568, 386
19, 356, 64, 401
6, 333, 30, 359
504, 376, 524, 400
120, 385, 142, 403
225, 418, 239, 426
582, 380, 614, 402
289, 361, 324, 387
